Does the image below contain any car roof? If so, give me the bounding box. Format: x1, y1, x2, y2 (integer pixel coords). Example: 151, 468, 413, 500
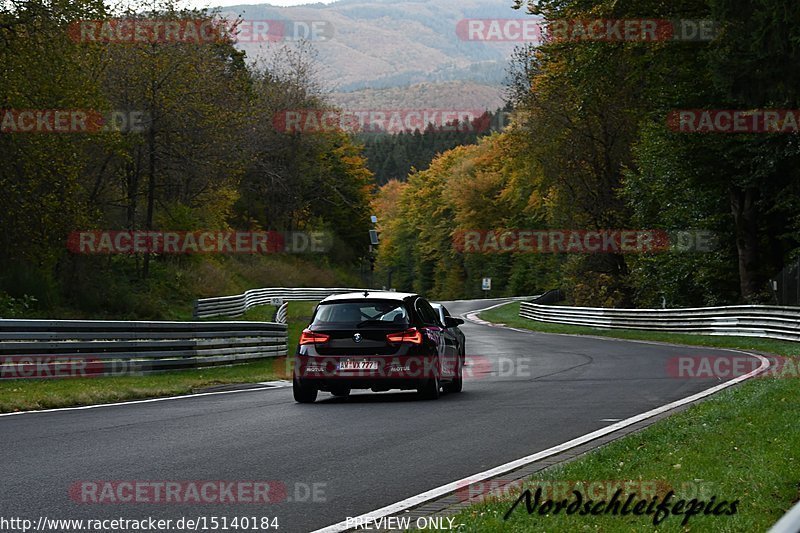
320, 291, 419, 303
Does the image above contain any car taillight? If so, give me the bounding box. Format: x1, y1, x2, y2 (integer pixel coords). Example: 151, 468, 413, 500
299, 329, 330, 345
386, 328, 423, 345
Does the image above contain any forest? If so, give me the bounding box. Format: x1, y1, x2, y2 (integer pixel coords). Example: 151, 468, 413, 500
373, 0, 800, 307
0, 0, 373, 317
3, 0, 799, 317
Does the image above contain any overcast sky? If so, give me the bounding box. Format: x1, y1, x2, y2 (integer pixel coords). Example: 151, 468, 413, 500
181, 0, 338, 8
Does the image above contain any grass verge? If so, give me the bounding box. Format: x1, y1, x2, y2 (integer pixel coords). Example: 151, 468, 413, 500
450, 302, 800, 532
0, 301, 318, 413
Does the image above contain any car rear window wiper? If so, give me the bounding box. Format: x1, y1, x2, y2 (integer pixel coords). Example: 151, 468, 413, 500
355, 319, 391, 328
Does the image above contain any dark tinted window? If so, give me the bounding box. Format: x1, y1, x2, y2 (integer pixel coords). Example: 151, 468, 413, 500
312, 300, 409, 327
415, 298, 440, 326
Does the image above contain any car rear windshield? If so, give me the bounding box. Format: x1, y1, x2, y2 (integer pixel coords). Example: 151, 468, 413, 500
312, 300, 410, 328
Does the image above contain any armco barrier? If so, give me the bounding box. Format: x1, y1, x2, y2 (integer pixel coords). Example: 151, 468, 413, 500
0, 319, 287, 378
519, 302, 800, 342
275, 302, 289, 324
194, 287, 364, 319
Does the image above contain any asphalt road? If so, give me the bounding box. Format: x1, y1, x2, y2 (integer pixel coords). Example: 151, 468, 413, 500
0, 298, 757, 532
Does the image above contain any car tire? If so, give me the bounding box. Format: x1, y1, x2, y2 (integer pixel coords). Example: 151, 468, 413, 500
443, 355, 463, 393
293, 377, 318, 403
331, 388, 351, 398
418, 373, 440, 400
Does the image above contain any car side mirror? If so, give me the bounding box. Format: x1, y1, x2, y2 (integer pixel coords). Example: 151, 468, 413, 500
445, 316, 464, 328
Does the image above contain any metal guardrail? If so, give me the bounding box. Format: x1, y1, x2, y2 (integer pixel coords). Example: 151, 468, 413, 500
519, 302, 800, 342
275, 302, 289, 324
194, 287, 364, 319
0, 319, 287, 378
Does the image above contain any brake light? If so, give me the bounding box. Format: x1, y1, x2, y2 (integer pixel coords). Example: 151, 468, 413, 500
386, 328, 423, 345
299, 329, 330, 345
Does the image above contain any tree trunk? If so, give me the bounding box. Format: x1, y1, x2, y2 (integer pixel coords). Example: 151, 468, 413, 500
142, 70, 157, 280
729, 186, 761, 301
142, 124, 155, 279
125, 160, 138, 230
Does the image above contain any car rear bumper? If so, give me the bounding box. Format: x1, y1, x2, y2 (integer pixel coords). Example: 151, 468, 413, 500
294, 354, 440, 390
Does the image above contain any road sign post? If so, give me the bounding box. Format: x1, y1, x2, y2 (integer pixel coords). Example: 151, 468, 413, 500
482, 277, 491, 297
366, 217, 379, 288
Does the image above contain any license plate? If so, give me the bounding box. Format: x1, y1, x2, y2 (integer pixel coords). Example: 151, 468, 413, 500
337, 360, 379, 371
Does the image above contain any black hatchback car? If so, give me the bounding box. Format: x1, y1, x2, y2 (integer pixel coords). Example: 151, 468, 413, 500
293, 291, 465, 403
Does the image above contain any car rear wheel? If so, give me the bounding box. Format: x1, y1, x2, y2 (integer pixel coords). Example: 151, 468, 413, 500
293, 377, 318, 403
443, 355, 463, 393
417, 373, 440, 400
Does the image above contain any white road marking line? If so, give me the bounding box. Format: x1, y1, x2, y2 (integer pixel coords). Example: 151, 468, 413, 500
311, 301, 771, 533
0, 380, 292, 418
257, 380, 292, 387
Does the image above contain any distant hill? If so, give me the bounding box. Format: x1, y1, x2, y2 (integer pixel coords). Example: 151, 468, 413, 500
330, 80, 505, 111
221, 0, 522, 110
